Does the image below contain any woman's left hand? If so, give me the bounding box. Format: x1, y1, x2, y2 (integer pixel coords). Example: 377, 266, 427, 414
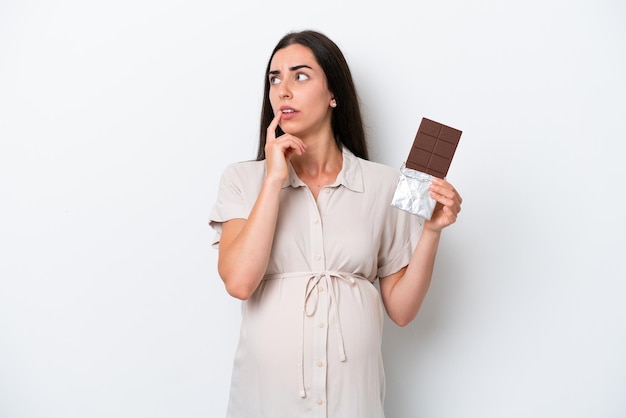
425, 178, 462, 232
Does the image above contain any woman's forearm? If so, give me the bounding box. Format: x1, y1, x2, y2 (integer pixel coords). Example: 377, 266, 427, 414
217, 178, 284, 300
381, 228, 441, 326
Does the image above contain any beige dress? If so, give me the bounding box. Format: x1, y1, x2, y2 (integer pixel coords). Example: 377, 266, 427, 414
210, 147, 422, 418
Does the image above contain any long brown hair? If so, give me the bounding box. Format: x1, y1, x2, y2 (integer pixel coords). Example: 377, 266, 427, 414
256, 30, 369, 161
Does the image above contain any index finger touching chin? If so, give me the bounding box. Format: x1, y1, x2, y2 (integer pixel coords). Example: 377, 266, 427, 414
268, 110, 282, 131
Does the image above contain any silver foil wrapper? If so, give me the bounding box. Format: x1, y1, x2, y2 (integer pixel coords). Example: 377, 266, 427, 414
391, 163, 436, 220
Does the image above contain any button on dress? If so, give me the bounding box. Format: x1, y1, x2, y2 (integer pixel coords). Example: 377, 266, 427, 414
210, 147, 422, 418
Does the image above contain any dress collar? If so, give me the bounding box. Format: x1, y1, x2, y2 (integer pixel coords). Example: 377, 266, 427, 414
283, 146, 364, 193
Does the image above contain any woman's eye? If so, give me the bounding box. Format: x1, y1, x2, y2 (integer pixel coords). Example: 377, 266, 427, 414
269, 76, 281, 85
296, 73, 309, 82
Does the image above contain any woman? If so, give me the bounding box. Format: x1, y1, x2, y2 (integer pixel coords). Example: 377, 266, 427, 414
209, 30, 462, 418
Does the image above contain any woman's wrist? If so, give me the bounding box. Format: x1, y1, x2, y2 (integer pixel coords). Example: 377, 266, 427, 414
422, 223, 443, 238
263, 172, 286, 188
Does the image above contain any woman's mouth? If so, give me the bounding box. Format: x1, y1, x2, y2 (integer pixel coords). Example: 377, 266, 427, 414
280, 108, 297, 120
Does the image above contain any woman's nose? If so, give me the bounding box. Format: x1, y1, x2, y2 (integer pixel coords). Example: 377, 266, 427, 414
278, 80, 292, 99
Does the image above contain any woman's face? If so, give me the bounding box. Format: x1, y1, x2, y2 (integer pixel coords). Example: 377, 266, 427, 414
268, 43, 334, 139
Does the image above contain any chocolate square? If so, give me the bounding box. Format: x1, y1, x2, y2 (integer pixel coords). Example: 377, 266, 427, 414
405, 118, 462, 178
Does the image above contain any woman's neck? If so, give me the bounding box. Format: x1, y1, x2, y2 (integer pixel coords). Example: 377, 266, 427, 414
290, 139, 342, 178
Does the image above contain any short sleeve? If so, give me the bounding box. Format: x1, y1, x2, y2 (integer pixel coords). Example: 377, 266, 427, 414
208, 163, 254, 249
376, 200, 424, 279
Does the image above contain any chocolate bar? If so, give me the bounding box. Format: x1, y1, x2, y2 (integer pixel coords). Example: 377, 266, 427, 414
406, 118, 462, 178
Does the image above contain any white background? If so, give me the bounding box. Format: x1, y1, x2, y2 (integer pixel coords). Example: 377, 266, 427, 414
1, 0, 625, 417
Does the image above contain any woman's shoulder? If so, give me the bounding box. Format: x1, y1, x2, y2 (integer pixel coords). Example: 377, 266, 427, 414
358, 157, 398, 173
217, 160, 266, 192
220, 159, 266, 177
356, 157, 400, 184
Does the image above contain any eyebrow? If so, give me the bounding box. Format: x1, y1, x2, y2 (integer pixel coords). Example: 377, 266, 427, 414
268, 64, 313, 75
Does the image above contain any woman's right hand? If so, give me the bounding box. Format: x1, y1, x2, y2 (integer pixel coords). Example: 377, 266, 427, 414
264, 111, 306, 185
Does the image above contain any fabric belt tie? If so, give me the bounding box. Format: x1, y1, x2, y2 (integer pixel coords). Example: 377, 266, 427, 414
263, 271, 368, 398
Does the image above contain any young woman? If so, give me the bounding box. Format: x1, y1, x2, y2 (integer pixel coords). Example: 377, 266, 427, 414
209, 29, 462, 418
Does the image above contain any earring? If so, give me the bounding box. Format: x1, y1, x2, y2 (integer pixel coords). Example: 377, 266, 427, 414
330, 99, 337, 108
